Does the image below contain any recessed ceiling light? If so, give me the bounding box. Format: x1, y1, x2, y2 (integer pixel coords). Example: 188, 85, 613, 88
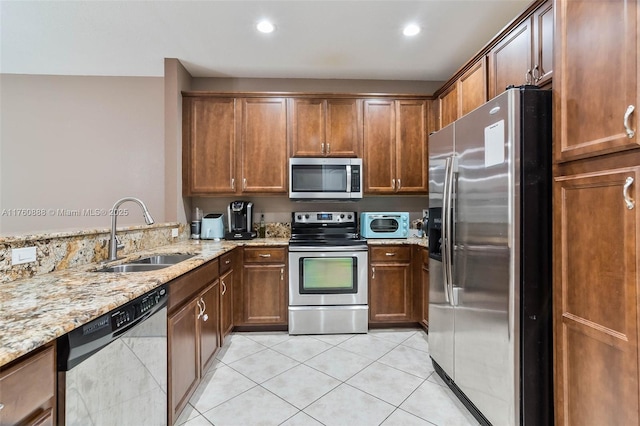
403, 24, 421, 37
257, 20, 275, 34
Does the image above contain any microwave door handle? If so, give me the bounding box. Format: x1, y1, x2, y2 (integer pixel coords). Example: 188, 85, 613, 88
346, 164, 352, 192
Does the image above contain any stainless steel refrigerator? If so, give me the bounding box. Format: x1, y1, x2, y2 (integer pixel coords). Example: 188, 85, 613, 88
427, 86, 553, 426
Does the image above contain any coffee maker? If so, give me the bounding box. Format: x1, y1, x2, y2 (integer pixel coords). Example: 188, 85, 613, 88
225, 201, 256, 240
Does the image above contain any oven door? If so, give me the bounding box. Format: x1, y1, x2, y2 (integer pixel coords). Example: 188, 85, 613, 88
289, 247, 368, 306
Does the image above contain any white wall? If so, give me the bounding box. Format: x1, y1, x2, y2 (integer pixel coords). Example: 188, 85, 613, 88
0, 74, 165, 235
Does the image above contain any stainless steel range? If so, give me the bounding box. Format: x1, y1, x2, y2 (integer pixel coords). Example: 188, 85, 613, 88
288, 211, 368, 335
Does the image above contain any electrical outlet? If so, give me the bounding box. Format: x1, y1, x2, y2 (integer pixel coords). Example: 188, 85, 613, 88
171, 228, 179, 238
12, 246, 37, 265
422, 209, 429, 219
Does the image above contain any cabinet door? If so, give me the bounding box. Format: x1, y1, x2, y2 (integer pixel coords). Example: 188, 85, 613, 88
553, 167, 639, 425
488, 17, 532, 99
239, 98, 288, 193
220, 268, 234, 340
325, 99, 362, 157
532, 0, 553, 86
369, 262, 412, 322
0, 345, 55, 426
199, 280, 220, 373
168, 299, 199, 424
363, 99, 396, 193
290, 98, 324, 157
555, 0, 638, 161
396, 100, 428, 193
439, 83, 458, 128
459, 59, 487, 117
242, 264, 287, 324
183, 97, 236, 195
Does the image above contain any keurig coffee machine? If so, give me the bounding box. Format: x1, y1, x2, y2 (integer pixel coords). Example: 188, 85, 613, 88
225, 201, 257, 240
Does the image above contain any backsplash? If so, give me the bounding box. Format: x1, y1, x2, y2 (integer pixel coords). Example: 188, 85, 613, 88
0, 223, 189, 284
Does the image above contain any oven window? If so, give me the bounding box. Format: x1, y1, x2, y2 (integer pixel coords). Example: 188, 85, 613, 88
291, 165, 347, 192
370, 218, 399, 232
299, 257, 357, 294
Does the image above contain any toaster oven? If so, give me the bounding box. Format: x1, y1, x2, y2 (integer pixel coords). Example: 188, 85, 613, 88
360, 212, 410, 239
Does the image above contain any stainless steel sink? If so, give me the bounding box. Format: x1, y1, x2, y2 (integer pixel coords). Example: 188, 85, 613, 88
95, 254, 195, 272
135, 254, 195, 264
95, 264, 171, 273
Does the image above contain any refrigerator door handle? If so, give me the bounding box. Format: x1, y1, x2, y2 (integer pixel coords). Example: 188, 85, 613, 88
443, 156, 457, 305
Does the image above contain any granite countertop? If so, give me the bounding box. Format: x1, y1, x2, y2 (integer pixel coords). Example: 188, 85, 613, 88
0, 238, 288, 367
0, 236, 426, 367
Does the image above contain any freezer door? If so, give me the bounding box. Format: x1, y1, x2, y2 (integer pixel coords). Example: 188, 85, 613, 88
428, 123, 455, 378
452, 89, 519, 426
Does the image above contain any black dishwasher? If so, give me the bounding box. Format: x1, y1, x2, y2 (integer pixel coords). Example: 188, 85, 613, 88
57, 284, 168, 426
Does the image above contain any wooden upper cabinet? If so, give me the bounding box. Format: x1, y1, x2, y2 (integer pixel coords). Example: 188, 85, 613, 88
363, 99, 428, 194
439, 83, 458, 129
182, 97, 236, 195
555, 0, 638, 162
488, 16, 533, 98
459, 58, 487, 116
239, 98, 288, 193
396, 100, 428, 193
488, 0, 553, 99
290, 98, 362, 157
439, 58, 487, 128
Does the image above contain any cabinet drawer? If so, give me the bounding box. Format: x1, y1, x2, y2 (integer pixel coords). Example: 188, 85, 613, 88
244, 247, 286, 263
0, 344, 55, 426
370, 246, 412, 262
220, 252, 233, 274
168, 260, 219, 312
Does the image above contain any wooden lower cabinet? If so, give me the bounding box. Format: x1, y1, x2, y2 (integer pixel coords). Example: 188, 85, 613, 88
237, 247, 288, 326
0, 344, 56, 426
168, 260, 220, 425
553, 163, 640, 425
369, 245, 413, 323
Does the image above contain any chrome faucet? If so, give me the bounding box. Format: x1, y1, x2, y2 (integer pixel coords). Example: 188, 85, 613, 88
108, 197, 155, 261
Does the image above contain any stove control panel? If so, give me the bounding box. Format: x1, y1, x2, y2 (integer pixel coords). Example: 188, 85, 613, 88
292, 211, 356, 225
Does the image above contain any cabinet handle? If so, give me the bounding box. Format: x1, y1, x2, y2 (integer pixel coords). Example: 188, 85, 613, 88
525, 69, 533, 84
321, 142, 325, 155
225, 259, 231, 265
624, 105, 636, 139
385, 252, 396, 256
243, 178, 247, 189
200, 297, 208, 322
259, 253, 271, 258
327, 143, 330, 154
280, 268, 284, 281
397, 178, 401, 191
221, 280, 227, 295
392, 179, 396, 190
0, 403, 4, 411
532, 65, 540, 83
372, 266, 375, 279
196, 299, 203, 319
231, 178, 235, 190
623, 177, 635, 210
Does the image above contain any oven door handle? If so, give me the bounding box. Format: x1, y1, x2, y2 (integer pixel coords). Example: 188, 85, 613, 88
289, 245, 368, 252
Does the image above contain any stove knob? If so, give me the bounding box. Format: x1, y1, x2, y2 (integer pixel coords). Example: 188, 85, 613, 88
347, 214, 352, 219
340, 214, 345, 219
297, 215, 302, 220
305, 214, 310, 219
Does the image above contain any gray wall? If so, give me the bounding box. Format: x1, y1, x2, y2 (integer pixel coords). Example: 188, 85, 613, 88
0, 74, 165, 235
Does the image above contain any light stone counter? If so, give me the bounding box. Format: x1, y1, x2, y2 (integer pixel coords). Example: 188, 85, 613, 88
0, 238, 289, 367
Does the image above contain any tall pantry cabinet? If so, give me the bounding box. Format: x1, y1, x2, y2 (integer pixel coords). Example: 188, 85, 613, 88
553, 1, 639, 425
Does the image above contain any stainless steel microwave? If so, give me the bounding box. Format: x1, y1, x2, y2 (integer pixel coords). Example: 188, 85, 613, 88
289, 158, 363, 200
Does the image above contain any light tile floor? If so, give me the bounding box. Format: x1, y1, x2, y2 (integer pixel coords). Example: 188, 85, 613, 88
176, 328, 480, 426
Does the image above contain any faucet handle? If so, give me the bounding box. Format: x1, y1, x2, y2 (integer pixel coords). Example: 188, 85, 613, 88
115, 236, 124, 250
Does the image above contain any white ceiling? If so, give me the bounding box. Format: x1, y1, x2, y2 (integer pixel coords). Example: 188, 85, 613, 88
0, 0, 532, 81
